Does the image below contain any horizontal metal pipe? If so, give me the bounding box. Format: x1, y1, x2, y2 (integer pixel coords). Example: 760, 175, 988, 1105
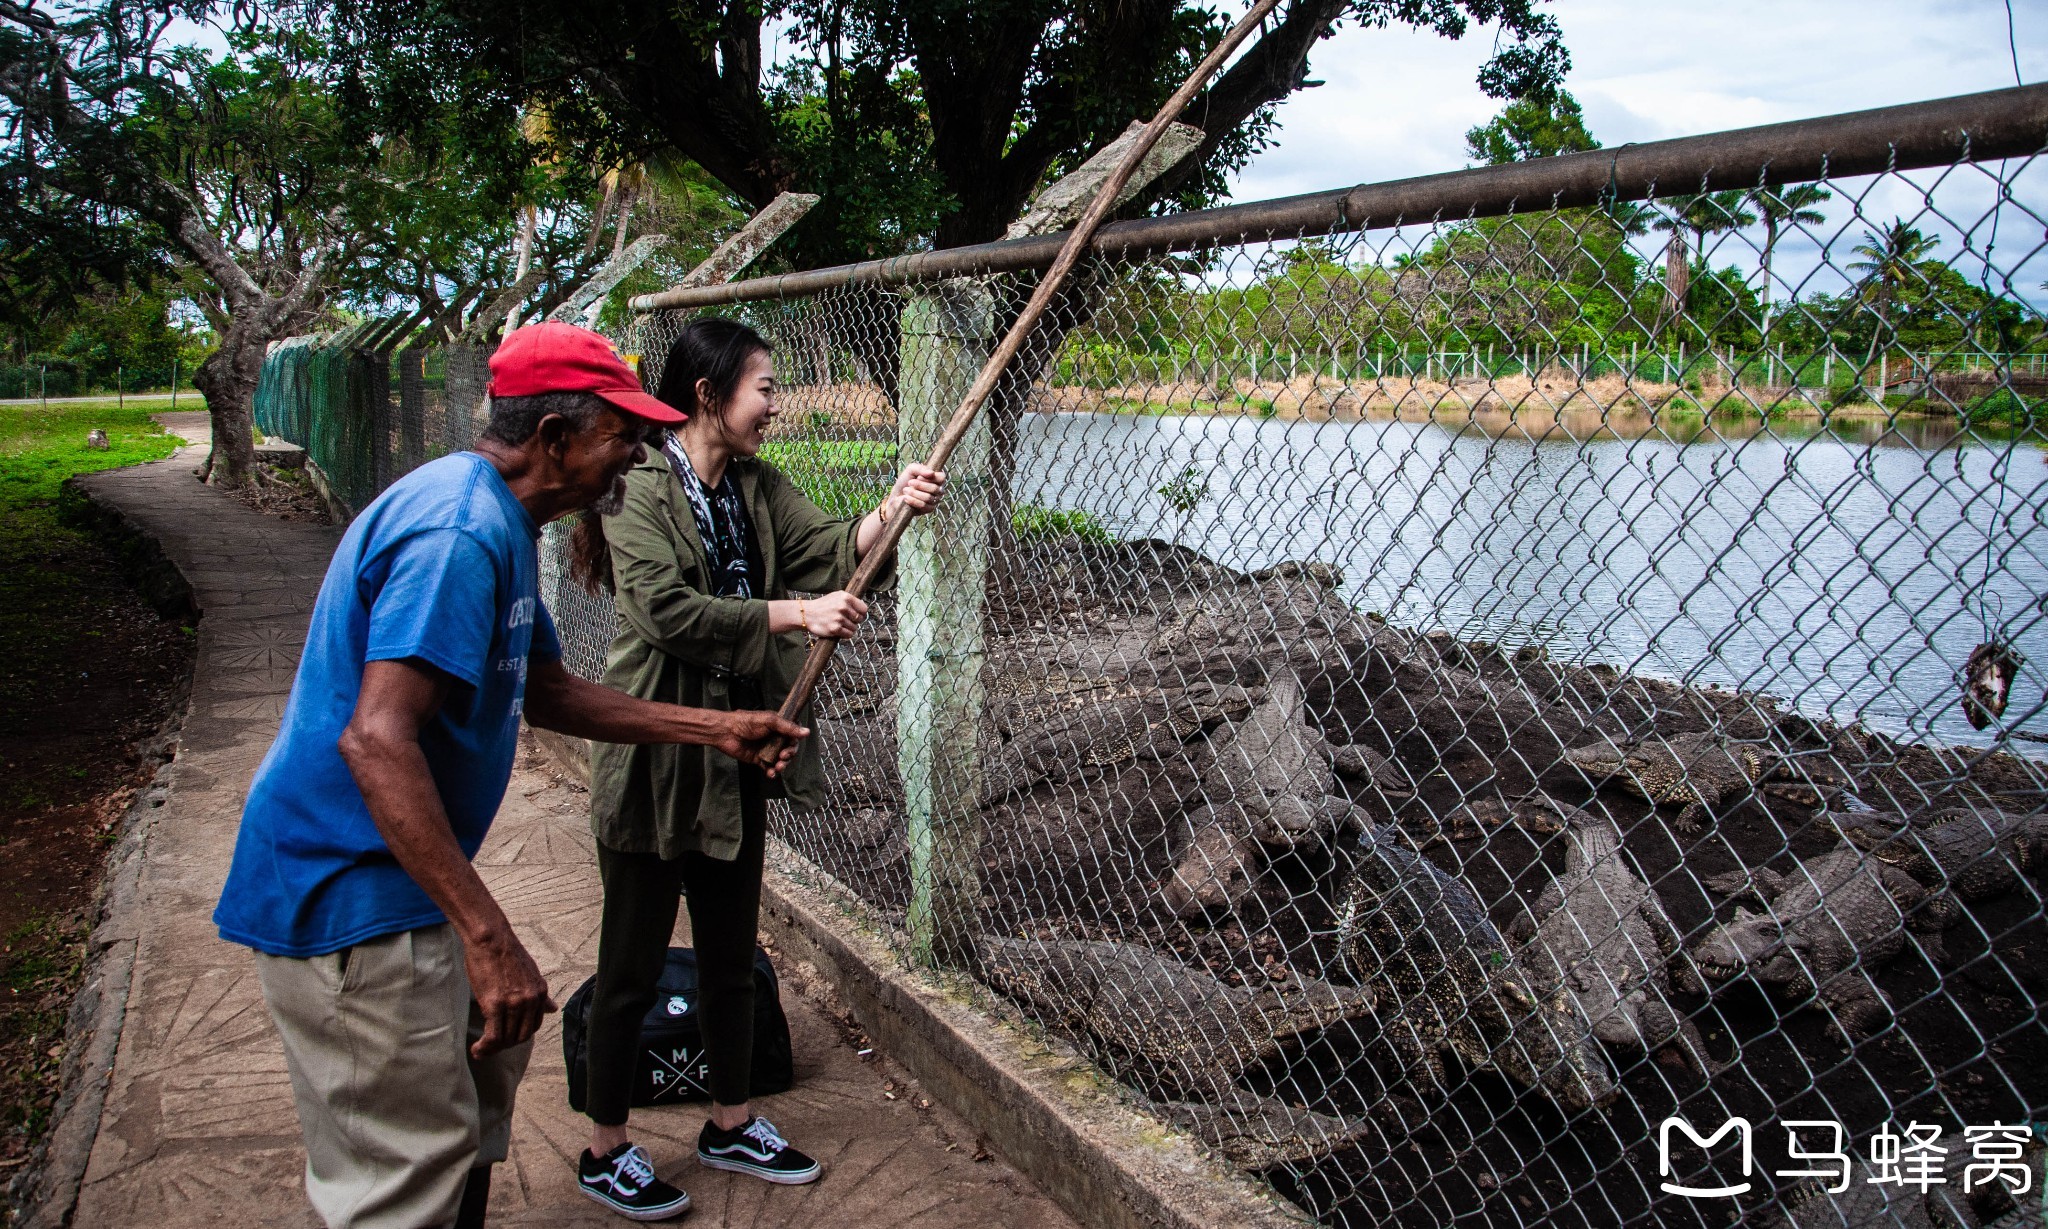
632, 82, 2048, 313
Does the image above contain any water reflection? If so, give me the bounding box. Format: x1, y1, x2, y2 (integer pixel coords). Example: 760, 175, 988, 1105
1014, 409, 2048, 753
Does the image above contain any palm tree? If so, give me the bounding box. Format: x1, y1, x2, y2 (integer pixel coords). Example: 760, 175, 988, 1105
1651, 191, 1757, 326
1748, 183, 1831, 333
1601, 200, 1656, 237
1846, 220, 1941, 395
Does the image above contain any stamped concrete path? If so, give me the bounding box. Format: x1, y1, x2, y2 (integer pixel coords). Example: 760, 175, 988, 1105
44, 416, 1076, 1229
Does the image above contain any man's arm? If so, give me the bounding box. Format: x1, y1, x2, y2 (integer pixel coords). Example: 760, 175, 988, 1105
338, 658, 553, 1059
522, 657, 808, 776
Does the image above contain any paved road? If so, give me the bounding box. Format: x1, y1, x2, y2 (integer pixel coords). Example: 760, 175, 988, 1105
57, 416, 1076, 1228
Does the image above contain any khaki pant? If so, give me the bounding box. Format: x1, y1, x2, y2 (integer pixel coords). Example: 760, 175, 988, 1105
255, 924, 532, 1229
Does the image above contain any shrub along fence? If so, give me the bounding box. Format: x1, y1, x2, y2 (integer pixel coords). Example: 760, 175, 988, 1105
260, 84, 2048, 1228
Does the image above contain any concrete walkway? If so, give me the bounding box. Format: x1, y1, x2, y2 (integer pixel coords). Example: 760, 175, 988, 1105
44, 417, 1077, 1229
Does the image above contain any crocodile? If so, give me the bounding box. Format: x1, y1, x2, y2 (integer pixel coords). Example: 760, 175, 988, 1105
1185, 669, 1334, 846
980, 679, 1256, 804
826, 675, 1253, 811
1332, 824, 1616, 1111
1503, 795, 1713, 1072
1780, 1141, 2042, 1229
984, 664, 1138, 732
1158, 1090, 1386, 1169
1163, 670, 1364, 915
978, 935, 1375, 1102
1562, 731, 1841, 830
1329, 742, 1417, 799
1833, 807, 2046, 901
1680, 849, 1938, 1036
1147, 562, 1388, 683
1163, 793, 1363, 917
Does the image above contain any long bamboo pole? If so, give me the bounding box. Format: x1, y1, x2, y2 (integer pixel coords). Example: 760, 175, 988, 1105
773, 0, 1283, 732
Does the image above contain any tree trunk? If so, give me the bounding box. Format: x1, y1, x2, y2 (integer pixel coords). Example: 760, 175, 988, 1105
1759, 218, 1777, 335
1662, 232, 1689, 324
507, 205, 538, 332
193, 321, 269, 489
610, 185, 634, 260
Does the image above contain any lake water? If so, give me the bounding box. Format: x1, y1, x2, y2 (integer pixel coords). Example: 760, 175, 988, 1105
1011, 409, 2048, 752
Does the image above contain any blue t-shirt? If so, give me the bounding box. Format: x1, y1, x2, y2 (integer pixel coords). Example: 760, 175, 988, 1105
214, 452, 562, 957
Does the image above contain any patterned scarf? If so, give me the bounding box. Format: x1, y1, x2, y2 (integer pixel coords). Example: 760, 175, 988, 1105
664, 436, 756, 599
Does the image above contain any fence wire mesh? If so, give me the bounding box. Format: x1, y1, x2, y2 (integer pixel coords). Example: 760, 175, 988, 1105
259, 118, 2048, 1228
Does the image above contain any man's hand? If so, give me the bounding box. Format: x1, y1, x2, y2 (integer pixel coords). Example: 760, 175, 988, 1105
465, 927, 557, 1058
716, 711, 810, 776
342, 659, 556, 1059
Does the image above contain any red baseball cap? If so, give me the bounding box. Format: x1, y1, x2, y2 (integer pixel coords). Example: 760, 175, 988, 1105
488, 322, 687, 424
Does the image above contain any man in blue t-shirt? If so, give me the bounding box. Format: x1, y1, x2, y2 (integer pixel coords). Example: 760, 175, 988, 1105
215, 323, 807, 1229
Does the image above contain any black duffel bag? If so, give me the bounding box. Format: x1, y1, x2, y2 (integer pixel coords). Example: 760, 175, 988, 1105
562, 946, 794, 1112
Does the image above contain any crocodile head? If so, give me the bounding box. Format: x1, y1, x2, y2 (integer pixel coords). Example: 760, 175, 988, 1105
1831, 810, 1912, 854
1562, 740, 1631, 778
1689, 906, 1810, 989
1482, 971, 1618, 1112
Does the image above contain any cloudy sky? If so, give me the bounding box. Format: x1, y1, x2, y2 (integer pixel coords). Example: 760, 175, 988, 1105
1212, 0, 2048, 305
1229, 0, 2042, 198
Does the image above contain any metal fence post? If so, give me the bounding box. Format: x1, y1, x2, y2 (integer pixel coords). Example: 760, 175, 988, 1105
897, 281, 994, 969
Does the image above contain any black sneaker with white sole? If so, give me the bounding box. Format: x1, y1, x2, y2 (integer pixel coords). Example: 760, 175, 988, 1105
695, 1116, 822, 1184
579, 1142, 692, 1221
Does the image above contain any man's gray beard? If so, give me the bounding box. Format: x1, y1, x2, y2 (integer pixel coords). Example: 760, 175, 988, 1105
589, 474, 627, 517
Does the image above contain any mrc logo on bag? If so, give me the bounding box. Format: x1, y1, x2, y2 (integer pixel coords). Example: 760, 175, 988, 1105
647, 1045, 712, 1101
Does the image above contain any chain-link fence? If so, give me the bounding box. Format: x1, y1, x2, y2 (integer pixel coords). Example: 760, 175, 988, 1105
254, 321, 492, 513
259, 86, 2048, 1228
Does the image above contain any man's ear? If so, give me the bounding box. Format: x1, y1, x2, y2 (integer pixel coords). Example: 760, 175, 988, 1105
534, 413, 574, 456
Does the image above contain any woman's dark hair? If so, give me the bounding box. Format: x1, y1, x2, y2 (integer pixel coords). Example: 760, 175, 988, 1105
653, 317, 772, 423
568, 318, 774, 594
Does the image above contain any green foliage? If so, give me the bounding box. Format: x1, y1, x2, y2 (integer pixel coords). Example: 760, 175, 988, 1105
1464, 91, 1598, 165
1, 289, 211, 395
1959, 388, 2046, 428
759, 437, 894, 518
1678, 263, 1767, 349
1655, 192, 1758, 260
2, 3, 608, 391
1764, 225, 2039, 361
1011, 504, 1112, 545
327, 0, 1569, 266
1416, 211, 1652, 349
1157, 463, 1209, 518
760, 439, 898, 470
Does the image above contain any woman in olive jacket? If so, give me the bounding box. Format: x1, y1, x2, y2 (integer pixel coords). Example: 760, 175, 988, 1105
567, 318, 943, 1217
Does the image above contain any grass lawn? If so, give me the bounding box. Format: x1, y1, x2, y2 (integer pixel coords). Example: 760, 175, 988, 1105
760, 436, 1114, 543
1, 403, 183, 514
760, 438, 895, 518
0, 402, 189, 1173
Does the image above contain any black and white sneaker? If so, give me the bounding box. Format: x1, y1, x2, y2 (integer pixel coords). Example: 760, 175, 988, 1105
578, 1142, 692, 1221
695, 1116, 822, 1185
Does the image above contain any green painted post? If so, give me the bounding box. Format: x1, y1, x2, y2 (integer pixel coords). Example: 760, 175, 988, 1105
897, 281, 994, 969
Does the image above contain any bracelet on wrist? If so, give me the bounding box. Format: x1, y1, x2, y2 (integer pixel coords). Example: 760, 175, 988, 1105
798, 600, 809, 634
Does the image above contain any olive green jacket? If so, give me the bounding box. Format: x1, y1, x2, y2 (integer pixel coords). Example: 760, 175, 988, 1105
588, 453, 886, 861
